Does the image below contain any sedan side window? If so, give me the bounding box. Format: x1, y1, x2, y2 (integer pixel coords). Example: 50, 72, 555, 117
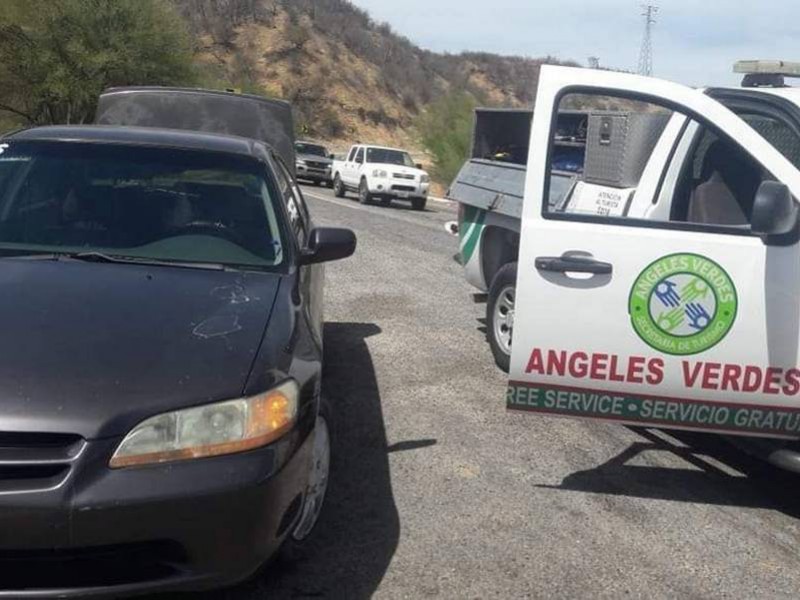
272, 157, 308, 245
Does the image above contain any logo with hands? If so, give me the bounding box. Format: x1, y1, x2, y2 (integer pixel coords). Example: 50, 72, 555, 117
654, 280, 681, 308
629, 254, 738, 355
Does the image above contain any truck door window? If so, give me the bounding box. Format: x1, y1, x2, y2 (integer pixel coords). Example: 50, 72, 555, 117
347, 147, 357, 162
668, 112, 800, 226
546, 93, 674, 220
740, 113, 800, 169
669, 127, 768, 226
546, 91, 784, 233
355, 148, 364, 164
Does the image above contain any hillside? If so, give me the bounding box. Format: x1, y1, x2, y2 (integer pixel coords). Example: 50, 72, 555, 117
172, 0, 579, 157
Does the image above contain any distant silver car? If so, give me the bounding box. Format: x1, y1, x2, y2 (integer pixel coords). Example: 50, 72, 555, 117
295, 141, 334, 186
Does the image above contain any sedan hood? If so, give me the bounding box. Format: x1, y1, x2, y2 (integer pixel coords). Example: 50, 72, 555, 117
0, 259, 282, 439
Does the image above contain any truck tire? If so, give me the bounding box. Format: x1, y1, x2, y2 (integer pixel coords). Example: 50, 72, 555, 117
333, 174, 345, 198
358, 178, 373, 205
487, 262, 517, 372
411, 197, 427, 211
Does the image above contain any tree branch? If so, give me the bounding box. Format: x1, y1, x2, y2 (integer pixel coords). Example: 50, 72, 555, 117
0, 102, 34, 123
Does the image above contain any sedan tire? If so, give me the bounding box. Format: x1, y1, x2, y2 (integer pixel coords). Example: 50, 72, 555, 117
280, 399, 332, 561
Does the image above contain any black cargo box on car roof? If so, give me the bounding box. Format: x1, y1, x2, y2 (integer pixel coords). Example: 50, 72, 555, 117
94, 86, 296, 173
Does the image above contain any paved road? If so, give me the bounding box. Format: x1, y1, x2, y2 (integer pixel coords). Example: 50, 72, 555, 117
205, 184, 800, 599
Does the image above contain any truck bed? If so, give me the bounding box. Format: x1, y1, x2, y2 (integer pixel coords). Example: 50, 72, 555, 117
447, 158, 526, 220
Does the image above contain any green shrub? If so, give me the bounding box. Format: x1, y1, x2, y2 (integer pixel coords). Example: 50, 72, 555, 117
416, 91, 476, 184
0, 0, 195, 125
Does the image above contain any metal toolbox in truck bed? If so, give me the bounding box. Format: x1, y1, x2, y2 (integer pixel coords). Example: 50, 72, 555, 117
583, 111, 670, 188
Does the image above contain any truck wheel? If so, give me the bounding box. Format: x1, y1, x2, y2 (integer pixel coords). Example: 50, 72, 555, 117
411, 197, 427, 211
358, 178, 373, 205
487, 262, 517, 372
333, 175, 345, 198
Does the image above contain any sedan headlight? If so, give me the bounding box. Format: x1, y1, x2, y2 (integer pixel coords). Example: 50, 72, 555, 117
420, 174, 430, 184
372, 169, 388, 178
109, 380, 299, 468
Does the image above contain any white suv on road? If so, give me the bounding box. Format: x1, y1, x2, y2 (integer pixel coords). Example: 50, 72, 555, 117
332, 144, 430, 210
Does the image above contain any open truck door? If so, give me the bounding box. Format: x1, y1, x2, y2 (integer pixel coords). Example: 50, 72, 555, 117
508, 65, 800, 439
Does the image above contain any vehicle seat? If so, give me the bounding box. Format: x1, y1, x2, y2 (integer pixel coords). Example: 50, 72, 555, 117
687, 140, 761, 226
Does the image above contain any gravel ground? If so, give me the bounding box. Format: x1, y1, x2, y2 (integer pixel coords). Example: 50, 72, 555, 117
189, 184, 800, 600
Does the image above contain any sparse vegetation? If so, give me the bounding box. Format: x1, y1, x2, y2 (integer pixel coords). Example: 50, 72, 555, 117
0, 0, 195, 125
0, 0, 585, 183
416, 91, 477, 184
170, 0, 582, 181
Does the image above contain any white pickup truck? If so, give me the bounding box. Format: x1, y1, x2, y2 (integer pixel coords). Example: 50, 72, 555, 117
451, 61, 800, 373
332, 144, 431, 210
505, 61, 800, 471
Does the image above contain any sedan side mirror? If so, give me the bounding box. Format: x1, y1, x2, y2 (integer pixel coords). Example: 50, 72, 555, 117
300, 227, 357, 265
751, 181, 799, 240
329, 153, 336, 160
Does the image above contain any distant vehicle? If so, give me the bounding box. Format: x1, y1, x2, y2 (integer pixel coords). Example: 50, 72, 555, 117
0, 88, 356, 596
295, 140, 334, 187
332, 144, 430, 210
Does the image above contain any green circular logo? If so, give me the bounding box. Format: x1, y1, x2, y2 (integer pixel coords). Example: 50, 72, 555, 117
629, 253, 737, 355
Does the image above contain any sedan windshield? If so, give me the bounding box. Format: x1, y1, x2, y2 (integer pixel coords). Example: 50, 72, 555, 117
366, 148, 415, 167
0, 141, 286, 269
295, 143, 328, 157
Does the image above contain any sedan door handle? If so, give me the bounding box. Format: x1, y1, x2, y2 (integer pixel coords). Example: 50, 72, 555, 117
535, 255, 613, 275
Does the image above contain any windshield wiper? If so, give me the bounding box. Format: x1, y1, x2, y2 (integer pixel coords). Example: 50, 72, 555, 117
65, 252, 228, 271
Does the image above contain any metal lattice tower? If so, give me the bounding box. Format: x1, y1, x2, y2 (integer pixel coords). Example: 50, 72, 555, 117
637, 4, 658, 76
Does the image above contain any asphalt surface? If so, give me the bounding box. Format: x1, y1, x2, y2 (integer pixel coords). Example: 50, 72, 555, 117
195, 184, 800, 599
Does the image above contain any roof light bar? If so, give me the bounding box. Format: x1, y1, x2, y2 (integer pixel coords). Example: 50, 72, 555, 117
734, 60, 800, 77
734, 60, 800, 88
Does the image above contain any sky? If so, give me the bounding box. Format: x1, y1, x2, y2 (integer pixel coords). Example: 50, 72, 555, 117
350, 0, 800, 88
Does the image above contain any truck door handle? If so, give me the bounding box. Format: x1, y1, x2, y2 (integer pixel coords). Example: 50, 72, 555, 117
535, 255, 613, 275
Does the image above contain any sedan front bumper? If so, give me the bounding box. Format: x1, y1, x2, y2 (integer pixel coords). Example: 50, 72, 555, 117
0, 429, 313, 598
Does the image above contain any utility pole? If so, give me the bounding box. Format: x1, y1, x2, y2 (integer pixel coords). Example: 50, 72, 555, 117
637, 3, 658, 77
